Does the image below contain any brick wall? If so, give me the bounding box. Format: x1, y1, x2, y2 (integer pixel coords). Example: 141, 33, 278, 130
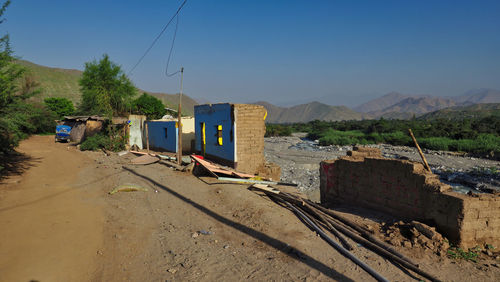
461, 195, 500, 248
233, 104, 266, 174
320, 147, 500, 248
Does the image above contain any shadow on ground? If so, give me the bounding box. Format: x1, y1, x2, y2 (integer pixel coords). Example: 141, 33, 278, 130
0, 151, 40, 181
123, 166, 354, 281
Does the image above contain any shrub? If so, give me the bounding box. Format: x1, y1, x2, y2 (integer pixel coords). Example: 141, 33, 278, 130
266, 124, 292, 137
447, 246, 480, 263
381, 131, 411, 146
44, 97, 75, 118
318, 130, 365, 146
80, 127, 128, 152
80, 134, 111, 151
419, 137, 452, 151
132, 93, 166, 120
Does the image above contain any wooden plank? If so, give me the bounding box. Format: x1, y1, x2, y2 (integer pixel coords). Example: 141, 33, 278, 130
217, 177, 297, 187
251, 184, 280, 194
190, 155, 255, 178
408, 129, 432, 172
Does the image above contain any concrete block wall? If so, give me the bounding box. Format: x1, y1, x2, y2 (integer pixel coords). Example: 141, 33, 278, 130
233, 104, 267, 174
320, 147, 500, 248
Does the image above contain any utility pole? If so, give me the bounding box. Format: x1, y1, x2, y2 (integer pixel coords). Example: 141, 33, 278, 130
177, 67, 184, 165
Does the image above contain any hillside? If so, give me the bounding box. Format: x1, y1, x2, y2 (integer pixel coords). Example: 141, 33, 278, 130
368, 97, 458, 118
454, 88, 500, 104
16, 60, 197, 115
255, 101, 365, 123
353, 92, 409, 113
17, 60, 82, 104
146, 92, 197, 116
419, 103, 500, 120
355, 89, 500, 119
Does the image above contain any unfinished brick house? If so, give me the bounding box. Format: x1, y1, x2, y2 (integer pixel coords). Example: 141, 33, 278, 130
194, 103, 280, 179
320, 147, 500, 248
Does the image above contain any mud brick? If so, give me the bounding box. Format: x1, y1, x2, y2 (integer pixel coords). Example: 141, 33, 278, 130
462, 220, 488, 230
462, 209, 479, 220
478, 209, 499, 218
319, 154, 500, 249
476, 229, 499, 239
489, 200, 500, 208
486, 218, 500, 228
465, 199, 489, 209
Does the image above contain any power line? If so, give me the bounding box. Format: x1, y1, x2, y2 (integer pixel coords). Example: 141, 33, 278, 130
127, 0, 187, 76
165, 13, 180, 77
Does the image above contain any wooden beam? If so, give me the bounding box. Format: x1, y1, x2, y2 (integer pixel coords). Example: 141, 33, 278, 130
408, 129, 432, 172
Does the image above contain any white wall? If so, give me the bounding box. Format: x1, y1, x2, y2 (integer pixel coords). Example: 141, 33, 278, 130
128, 115, 146, 149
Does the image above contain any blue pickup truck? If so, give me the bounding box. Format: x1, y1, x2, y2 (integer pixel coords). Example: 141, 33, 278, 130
55, 125, 72, 142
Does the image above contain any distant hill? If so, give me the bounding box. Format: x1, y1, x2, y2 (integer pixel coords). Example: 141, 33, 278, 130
16, 60, 197, 115
453, 88, 500, 104
146, 92, 197, 116
17, 60, 82, 104
419, 103, 500, 120
368, 96, 458, 118
354, 88, 500, 119
353, 92, 409, 113
255, 101, 366, 123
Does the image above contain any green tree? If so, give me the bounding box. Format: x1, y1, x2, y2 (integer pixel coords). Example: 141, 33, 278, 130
0, 1, 24, 110
79, 54, 136, 117
132, 93, 166, 120
0, 1, 53, 155
44, 97, 75, 118
1, 1, 29, 152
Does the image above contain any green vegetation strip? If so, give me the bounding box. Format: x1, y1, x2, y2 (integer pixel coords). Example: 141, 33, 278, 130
266, 117, 500, 156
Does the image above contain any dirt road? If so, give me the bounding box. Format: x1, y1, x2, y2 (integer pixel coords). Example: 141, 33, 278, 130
1, 136, 499, 281
0, 136, 105, 281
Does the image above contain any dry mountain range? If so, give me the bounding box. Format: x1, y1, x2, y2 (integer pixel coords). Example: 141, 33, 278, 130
257, 89, 500, 123
18, 60, 500, 122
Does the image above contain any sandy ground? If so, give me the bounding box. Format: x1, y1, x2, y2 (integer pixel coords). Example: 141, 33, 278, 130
1, 135, 499, 281
0, 136, 105, 282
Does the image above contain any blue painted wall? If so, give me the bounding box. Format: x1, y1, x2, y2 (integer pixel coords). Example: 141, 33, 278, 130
194, 103, 235, 162
145, 121, 178, 153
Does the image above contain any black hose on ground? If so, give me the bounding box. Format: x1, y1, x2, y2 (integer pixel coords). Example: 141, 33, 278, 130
283, 200, 390, 282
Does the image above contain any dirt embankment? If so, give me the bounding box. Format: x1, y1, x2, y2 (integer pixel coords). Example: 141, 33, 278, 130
1, 135, 499, 281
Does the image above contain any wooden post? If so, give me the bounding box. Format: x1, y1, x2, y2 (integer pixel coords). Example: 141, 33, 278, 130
408, 128, 432, 172
145, 123, 150, 153
177, 67, 184, 165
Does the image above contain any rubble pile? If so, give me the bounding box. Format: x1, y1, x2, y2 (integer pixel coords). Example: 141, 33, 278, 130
378, 221, 449, 256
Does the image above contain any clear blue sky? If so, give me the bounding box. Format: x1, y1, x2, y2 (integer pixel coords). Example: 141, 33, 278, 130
4, 0, 500, 107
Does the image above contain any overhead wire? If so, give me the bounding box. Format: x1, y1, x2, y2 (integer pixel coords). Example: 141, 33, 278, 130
165, 13, 180, 77
127, 0, 187, 76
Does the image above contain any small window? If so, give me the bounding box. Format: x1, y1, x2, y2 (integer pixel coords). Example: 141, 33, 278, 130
164, 128, 168, 138
217, 125, 223, 146
201, 122, 206, 155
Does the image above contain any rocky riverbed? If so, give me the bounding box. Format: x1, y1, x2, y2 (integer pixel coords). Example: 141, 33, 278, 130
264, 134, 500, 201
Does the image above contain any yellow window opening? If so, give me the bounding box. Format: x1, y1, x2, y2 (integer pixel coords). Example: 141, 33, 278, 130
201, 122, 206, 154
217, 125, 223, 146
